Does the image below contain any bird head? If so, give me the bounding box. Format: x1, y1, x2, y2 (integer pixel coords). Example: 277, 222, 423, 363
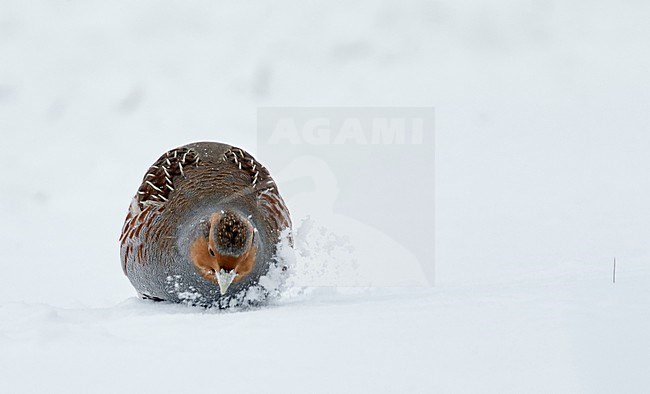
190, 210, 257, 295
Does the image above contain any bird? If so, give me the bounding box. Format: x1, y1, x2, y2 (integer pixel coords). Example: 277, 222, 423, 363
119, 142, 292, 308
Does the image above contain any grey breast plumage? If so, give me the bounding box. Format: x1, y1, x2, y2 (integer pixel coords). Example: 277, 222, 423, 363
119, 141, 291, 308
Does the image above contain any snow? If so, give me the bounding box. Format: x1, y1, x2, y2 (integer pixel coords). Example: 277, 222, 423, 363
1, 0, 650, 392
1, 271, 648, 393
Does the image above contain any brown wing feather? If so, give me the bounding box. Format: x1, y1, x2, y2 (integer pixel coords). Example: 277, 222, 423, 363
119, 198, 164, 275
120, 147, 198, 274
222, 147, 292, 232
136, 147, 199, 209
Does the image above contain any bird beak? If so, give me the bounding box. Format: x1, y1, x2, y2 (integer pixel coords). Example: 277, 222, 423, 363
215, 269, 238, 295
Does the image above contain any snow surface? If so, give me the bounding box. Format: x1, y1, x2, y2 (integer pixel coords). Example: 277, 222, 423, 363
1, 0, 650, 392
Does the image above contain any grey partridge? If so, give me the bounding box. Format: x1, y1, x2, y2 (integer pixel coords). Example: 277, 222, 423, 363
119, 142, 292, 308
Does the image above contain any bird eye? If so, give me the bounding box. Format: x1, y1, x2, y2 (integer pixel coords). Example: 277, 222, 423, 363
208, 248, 215, 256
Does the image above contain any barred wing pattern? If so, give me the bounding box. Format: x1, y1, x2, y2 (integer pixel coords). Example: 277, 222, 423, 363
222, 147, 292, 233
119, 147, 199, 274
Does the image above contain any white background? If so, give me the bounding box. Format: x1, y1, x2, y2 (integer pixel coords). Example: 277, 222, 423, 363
1, 1, 649, 393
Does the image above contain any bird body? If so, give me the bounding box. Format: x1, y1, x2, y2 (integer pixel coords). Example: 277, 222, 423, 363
119, 142, 291, 308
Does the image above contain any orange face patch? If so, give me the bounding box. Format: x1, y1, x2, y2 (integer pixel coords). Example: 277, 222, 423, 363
189, 229, 257, 285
